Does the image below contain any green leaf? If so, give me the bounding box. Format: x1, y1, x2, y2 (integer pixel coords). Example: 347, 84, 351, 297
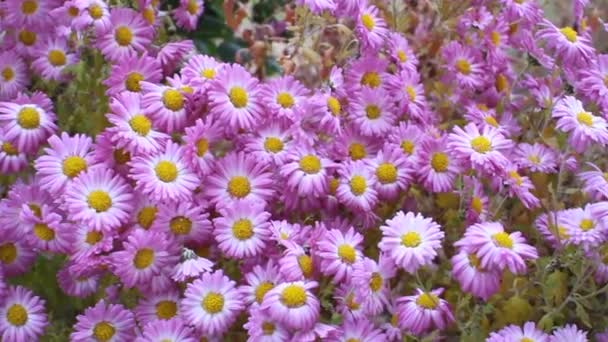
575, 301, 591, 328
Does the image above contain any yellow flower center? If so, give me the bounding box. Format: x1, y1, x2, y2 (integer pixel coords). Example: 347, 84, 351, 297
93, 321, 115, 341
348, 143, 366, 160
298, 255, 313, 277
527, 155, 540, 164
401, 231, 421, 247
142, 7, 155, 24
62, 156, 87, 178
18, 30, 36, 46
85, 231, 103, 245
137, 206, 158, 229
579, 218, 595, 231
5, 304, 28, 328
484, 116, 498, 127
202, 292, 224, 314
416, 292, 439, 309
196, 138, 208, 156
329, 177, 339, 195
369, 272, 383, 292
401, 140, 414, 154
337, 244, 357, 264
21, 0, 38, 14
280, 284, 307, 308
125, 72, 144, 92
560, 26, 578, 43
471, 196, 483, 214
0, 243, 17, 264
17, 107, 40, 129
576, 111, 594, 127
133, 248, 155, 269
470, 136, 492, 153
520, 338, 534, 342
128, 114, 152, 136
113, 148, 131, 165
345, 292, 359, 310
227, 176, 251, 198
201, 68, 215, 79
604, 74, 608, 88
490, 31, 501, 46
264, 137, 283, 153
361, 72, 381, 88
232, 218, 254, 240
492, 232, 513, 249
1, 67, 14, 81
155, 300, 177, 320
509, 171, 523, 186
33, 223, 55, 241
255, 281, 274, 304
170, 216, 192, 235
346, 339, 360, 342
276, 92, 294, 108
299, 155, 321, 174
114, 26, 133, 46
405, 85, 416, 101
397, 50, 407, 62
431, 152, 449, 172
229, 86, 248, 108
87, 190, 112, 212
2, 142, 18, 155
349, 175, 367, 195
376, 163, 397, 184
89, 4, 103, 19
496, 74, 509, 92
186, 0, 198, 14
327, 96, 341, 116
28, 204, 41, 218
155, 161, 178, 182
262, 322, 275, 335
455, 59, 471, 75
391, 314, 399, 326
48, 49, 66, 67
365, 104, 380, 119
361, 13, 375, 31
162, 89, 184, 111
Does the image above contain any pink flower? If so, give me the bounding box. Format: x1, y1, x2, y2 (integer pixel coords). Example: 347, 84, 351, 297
396, 288, 454, 336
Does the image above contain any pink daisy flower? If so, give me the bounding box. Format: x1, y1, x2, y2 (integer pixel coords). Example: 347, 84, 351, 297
328, 317, 386, 342
534, 210, 573, 249
183, 118, 223, 175
450, 250, 501, 300
172, 0, 203, 31
552, 96, 608, 153
350, 87, 396, 137
181, 270, 244, 336
213, 200, 271, 259
57, 266, 100, 298
24, 204, 74, 253
242, 122, 293, 167
396, 288, 454, 336
454, 221, 538, 274
448, 122, 513, 175
31, 37, 78, 81
129, 142, 199, 203
243, 306, 290, 342
368, 145, 412, 200
334, 282, 366, 321
208, 64, 264, 133
241, 260, 282, 305
388, 122, 424, 163
111, 229, 179, 289
562, 205, 607, 249
96, 8, 154, 63
261, 75, 308, 124
487, 322, 550, 342
345, 55, 389, 93
579, 163, 608, 200
577, 54, 608, 113
141, 82, 190, 133
336, 160, 378, 212
0, 233, 37, 277
136, 318, 196, 342
205, 151, 275, 207
441, 41, 486, 90
502, 167, 540, 209
389, 69, 429, 123
0, 128, 28, 174
91, 131, 133, 176
171, 252, 214, 283
71, 300, 136, 342
536, 20, 594, 66
155, 40, 195, 76
0, 91, 57, 154
35, 132, 97, 193
64, 168, 134, 232
181, 54, 223, 89
355, 5, 388, 52
0, 51, 29, 100
514, 143, 558, 173
0, 285, 47, 341
260, 280, 320, 330
386, 32, 418, 72
106, 92, 169, 155
153, 201, 212, 244
379, 211, 444, 273
551, 324, 588, 342
463, 176, 490, 224
352, 255, 396, 315
278, 240, 317, 281
317, 227, 363, 283
134, 288, 181, 324
103, 53, 162, 96
417, 135, 460, 193
70, 223, 114, 261
73, 0, 110, 30
3, 0, 53, 29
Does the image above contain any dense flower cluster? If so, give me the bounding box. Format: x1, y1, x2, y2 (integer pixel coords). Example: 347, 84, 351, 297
1, 0, 608, 340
